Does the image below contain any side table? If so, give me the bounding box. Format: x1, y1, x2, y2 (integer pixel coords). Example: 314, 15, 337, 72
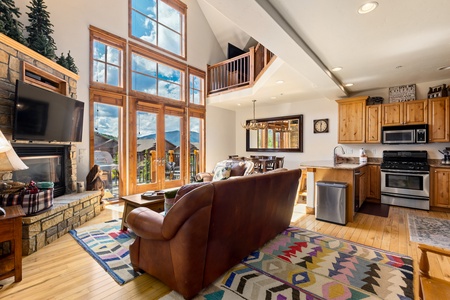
0, 205, 25, 282
120, 193, 164, 231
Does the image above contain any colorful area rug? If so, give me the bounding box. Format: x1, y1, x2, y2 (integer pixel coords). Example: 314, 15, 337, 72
408, 214, 450, 249
69, 219, 142, 285
163, 227, 414, 300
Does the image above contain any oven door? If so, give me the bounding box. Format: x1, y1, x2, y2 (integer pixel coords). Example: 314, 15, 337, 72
381, 169, 429, 198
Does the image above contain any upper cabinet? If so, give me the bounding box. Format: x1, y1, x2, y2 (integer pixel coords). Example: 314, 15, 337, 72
428, 97, 450, 142
381, 99, 428, 126
336, 96, 367, 143
337, 96, 449, 144
366, 104, 382, 143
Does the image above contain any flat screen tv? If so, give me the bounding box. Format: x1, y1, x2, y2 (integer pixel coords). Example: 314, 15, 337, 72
13, 80, 84, 143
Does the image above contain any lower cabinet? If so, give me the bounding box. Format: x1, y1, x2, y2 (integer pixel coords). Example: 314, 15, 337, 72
366, 164, 381, 200
359, 166, 367, 207
431, 167, 450, 208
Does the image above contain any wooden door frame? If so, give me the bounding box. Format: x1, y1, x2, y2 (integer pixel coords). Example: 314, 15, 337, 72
89, 88, 127, 198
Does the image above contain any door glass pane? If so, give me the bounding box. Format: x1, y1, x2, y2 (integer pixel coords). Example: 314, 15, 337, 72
189, 117, 202, 182
137, 111, 157, 185
165, 114, 181, 181
93, 103, 120, 198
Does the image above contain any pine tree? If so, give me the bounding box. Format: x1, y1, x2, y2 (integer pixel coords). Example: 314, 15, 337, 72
0, 0, 27, 45
26, 0, 56, 59
56, 52, 68, 69
66, 51, 78, 74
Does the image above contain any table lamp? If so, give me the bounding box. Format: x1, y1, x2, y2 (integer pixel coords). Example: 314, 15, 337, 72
0, 130, 28, 215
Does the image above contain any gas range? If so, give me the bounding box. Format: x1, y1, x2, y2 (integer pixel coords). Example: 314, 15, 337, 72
380, 150, 429, 171
380, 150, 430, 210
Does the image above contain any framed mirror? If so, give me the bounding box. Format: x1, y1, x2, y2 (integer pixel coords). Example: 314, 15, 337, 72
246, 114, 303, 152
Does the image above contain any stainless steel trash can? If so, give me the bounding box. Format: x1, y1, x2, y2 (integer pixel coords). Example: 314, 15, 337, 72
316, 181, 347, 225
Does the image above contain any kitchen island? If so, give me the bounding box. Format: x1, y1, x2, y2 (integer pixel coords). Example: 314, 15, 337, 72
299, 160, 367, 223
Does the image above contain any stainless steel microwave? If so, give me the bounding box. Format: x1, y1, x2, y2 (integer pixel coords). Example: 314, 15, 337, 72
382, 124, 428, 144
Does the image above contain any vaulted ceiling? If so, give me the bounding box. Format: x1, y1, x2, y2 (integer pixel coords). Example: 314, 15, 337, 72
198, 0, 450, 109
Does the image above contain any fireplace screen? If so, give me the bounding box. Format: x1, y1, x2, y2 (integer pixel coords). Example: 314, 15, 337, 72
12, 146, 66, 197
14, 155, 62, 184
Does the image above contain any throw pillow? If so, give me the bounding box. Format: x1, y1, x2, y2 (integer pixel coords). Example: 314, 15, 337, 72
212, 166, 231, 181
230, 162, 246, 176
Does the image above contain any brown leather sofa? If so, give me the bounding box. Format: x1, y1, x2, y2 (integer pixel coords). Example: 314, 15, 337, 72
127, 168, 301, 299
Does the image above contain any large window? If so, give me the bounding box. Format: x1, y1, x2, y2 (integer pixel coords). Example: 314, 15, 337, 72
90, 26, 127, 92
90, 19, 207, 195
130, 0, 186, 58
131, 52, 183, 101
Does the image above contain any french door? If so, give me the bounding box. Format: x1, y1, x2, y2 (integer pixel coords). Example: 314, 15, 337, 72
90, 90, 126, 198
130, 99, 184, 193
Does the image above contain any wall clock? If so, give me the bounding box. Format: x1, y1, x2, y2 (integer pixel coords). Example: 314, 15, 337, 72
313, 118, 329, 133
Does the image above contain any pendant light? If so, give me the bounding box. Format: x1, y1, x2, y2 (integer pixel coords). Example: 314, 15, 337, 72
242, 100, 267, 130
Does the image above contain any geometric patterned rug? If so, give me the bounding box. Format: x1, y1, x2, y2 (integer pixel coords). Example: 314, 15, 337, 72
68, 219, 142, 285
163, 227, 414, 299
408, 214, 450, 249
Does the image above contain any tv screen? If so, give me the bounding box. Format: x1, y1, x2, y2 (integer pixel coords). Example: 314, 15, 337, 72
13, 80, 84, 142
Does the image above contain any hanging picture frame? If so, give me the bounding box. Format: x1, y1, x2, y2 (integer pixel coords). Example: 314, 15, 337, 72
389, 84, 416, 103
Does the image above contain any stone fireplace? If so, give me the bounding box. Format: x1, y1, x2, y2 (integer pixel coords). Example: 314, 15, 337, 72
0, 35, 103, 256
12, 143, 78, 197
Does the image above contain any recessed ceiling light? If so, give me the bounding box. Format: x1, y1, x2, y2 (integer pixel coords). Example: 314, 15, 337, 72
271, 96, 277, 100
237, 103, 241, 106
344, 83, 354, 87
396, 65, 403, 69
358, 2, 378, 14
276, 80, 284, 84
331, 67, 343, 72
438, 66, 450, 71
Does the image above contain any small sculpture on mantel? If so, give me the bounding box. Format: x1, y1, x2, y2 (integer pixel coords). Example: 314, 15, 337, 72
86, 164, 104, 198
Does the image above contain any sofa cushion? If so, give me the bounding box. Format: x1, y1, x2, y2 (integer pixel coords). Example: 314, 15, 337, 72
212, 166, 231, 181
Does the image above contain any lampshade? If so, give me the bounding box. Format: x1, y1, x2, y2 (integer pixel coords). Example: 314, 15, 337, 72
0, 130, 28, 172
0, 130, 12, 153
0, 148, 29, 171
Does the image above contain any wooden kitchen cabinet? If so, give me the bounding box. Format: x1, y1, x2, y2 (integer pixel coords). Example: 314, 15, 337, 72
359, 166, 367, 207
382, 99, 428, 126
428, 97, 450, 142
366, 104, 382, 143
336, 96, 368, 143
431, 167, 450, 208
366, 164, 381, 200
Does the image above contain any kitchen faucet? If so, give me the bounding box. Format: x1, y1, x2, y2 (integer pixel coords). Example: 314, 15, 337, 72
333, 145, 345, 165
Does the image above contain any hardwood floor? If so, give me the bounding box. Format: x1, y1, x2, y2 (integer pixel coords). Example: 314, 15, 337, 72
1, 202, 449, 299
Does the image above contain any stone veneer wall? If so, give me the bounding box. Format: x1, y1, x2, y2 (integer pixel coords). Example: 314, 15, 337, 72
0, 34, 79, 193
22, 191, 102, 256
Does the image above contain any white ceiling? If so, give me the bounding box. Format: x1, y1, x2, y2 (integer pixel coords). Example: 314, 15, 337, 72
198, 0, 450, 110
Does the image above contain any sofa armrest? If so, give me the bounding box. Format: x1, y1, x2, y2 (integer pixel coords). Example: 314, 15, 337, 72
162, 184, 214, 239
127, 207, 165, 240
129, 184, 214, 242
195, 172, 213, 182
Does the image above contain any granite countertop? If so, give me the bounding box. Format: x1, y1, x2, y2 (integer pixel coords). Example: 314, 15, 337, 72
299, 160, 366, 170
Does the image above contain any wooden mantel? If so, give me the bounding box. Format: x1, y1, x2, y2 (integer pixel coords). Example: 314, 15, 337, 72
0, 33, 79, 81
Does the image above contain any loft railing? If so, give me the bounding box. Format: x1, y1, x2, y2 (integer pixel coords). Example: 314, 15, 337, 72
207, 43, 275, 95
